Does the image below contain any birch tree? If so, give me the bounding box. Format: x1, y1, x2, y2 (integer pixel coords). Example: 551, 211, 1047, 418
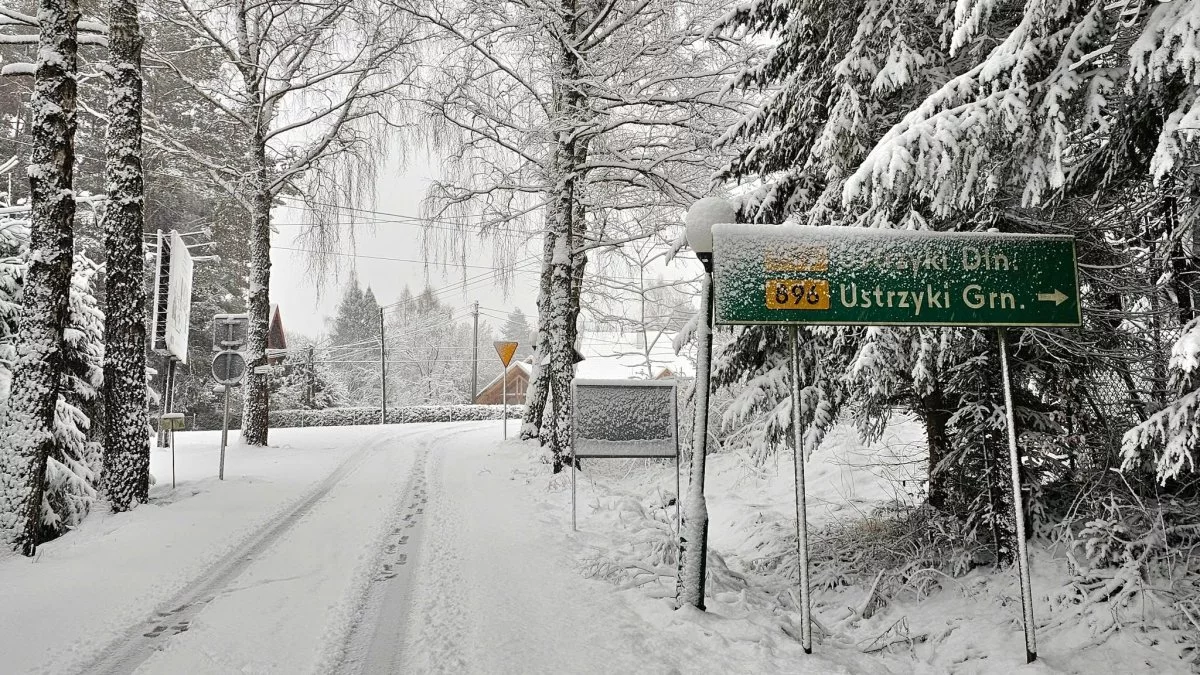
147, 0, 416, 445
400, 0, 752, 468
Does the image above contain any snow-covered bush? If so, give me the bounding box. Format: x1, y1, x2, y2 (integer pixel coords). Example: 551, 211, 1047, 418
268, 404, 525, 428
0, 215, 105, 541
1123, 318, 1200, 483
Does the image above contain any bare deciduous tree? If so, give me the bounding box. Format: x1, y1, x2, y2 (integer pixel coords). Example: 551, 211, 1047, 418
146, 0, 417, 445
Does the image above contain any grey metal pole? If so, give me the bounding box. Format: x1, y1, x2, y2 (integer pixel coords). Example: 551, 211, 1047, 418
788, 326, 813, 654
571, 457, 577, 531
379, 308, 387, 425
503, 365, 508, 439
170, 427, 176, 489
676, 270, 713, 611
219, 386, 230, 480
997, 328, 1037, 663
675, 455, 681, 535
158, 357, 175, 448
472, 301, 479, 403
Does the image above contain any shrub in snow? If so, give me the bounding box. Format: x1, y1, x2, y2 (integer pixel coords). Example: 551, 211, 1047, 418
0, 217, 104, 541
268, 404, 525, 428
1124, 318, 1200, 483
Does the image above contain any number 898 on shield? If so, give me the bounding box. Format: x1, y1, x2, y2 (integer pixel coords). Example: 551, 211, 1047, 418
765, 279, 831, 310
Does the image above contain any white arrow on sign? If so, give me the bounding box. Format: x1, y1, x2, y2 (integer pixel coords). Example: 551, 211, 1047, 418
1036, 289, 1068, 305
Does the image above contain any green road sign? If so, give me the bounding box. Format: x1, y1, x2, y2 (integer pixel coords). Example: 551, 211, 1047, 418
712, 225, 1081, 327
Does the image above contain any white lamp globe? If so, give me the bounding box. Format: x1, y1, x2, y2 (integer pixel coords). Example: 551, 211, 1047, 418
685, 197, 736, 254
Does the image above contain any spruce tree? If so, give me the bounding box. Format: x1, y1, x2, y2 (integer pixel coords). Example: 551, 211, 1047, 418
101, 0, 149, 511
0, 0, 80, 555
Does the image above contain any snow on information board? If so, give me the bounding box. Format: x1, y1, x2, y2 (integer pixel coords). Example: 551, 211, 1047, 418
572, 379, 676, 458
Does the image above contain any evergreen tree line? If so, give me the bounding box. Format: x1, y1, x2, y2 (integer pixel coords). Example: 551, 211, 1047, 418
311, 277, 528, 409
706, 1, 1200, 563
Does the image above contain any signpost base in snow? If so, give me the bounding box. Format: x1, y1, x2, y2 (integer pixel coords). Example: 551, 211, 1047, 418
219, 385, 231, 481
160, 413, 186, 489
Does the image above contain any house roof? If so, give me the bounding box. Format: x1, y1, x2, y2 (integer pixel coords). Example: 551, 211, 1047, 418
478, 359, 532, 393
267, 304, 287, 350
476, 330, 694, 392
574, 330, 693, 380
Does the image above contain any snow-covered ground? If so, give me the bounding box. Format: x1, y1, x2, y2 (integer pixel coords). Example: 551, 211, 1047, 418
0, 419, 1189, 674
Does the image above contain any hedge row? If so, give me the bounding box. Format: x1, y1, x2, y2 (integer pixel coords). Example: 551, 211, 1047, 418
268, 405, 526, 428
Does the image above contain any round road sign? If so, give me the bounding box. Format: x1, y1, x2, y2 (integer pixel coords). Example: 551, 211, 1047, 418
212, 350, 247, 385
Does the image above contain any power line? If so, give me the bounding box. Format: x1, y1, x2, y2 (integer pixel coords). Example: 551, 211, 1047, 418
271, 246, 518, 272
315, 359, 484, 364
280, 197, 544, 235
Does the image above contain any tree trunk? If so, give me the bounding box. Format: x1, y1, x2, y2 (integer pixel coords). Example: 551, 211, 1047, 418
0, 0, 79, 554
241, 130, 272, 446
541, 0, 589, 469
520, 223, 557, 440
917, 388, 952, 511
546, 201, 577, 472
102, 0, 149, 511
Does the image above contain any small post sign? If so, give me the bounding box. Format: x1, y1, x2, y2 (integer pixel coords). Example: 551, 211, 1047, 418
570, 379, 680, 532
494, 340, 518, 367
713, 225, 1080, 327
494, 341, 519, 438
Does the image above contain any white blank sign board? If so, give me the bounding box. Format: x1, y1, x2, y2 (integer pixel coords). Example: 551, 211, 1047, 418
164, 230, 194, 363
571, 379, 677, 458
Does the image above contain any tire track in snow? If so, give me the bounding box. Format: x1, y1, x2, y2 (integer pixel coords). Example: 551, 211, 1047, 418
81, 427, 430, 675
393, 441, 474, 673
337, 424, 480, 674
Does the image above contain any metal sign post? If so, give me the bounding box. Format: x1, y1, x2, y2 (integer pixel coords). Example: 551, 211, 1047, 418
710, 224, 1079, 662
160, 413, 186, 488
787, 326, 813, 654
217, 385, 230, 480
494, 341, 519, 439
212, 344, 247, 482
998, 328, 1037, 662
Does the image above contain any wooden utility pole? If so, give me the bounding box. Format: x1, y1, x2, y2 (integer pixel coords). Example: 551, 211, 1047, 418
306, 344, 315, 408
472, 301, 479, 403
379, 308, 387, 424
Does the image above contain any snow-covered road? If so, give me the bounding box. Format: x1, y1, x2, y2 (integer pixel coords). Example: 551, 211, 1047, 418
2, 421, 848, 674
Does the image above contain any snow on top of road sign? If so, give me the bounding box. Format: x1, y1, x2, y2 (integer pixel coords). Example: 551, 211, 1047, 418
711, 223, 1076, 242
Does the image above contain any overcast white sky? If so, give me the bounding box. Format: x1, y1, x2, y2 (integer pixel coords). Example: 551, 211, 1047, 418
268, 152, 542, 341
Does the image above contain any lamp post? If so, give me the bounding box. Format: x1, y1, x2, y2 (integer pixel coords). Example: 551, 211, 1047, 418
675, 197, 736, 611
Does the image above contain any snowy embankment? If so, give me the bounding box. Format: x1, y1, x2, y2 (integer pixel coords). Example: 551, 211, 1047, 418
0, 425, 431, 674
397, 425, 855, 674
2, 419, 1189, 674
559, 418, 1191, 674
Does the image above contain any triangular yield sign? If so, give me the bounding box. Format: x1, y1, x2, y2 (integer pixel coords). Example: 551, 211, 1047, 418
494, 340, 519, 367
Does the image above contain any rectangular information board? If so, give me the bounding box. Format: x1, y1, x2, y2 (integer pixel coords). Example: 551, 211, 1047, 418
713, 224, 1080, 327
571, 379, 678, 458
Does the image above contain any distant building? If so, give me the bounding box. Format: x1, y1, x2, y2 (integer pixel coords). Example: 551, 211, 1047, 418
473, 330, 692, 404
475, 361, 531, 405
574, 330, 693, 381
266, 304, 287, 364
